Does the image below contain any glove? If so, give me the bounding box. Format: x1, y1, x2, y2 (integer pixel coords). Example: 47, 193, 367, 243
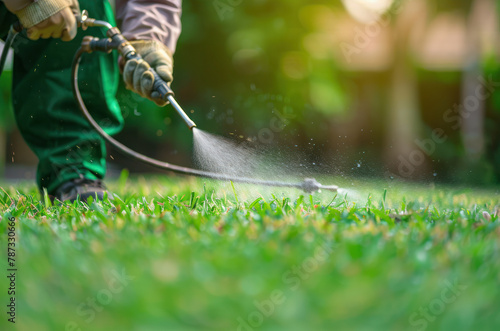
4, 0, 80, 41
123, 40, 174, 107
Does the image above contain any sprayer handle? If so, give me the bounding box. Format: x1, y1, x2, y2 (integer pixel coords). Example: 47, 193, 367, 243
123, 51, 174, 101
83, 27, 175, 102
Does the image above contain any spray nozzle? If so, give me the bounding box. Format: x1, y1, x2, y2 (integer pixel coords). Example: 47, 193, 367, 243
300, 178, 339, 194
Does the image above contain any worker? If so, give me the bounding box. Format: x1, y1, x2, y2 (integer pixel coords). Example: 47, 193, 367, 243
0, 0, 182, 202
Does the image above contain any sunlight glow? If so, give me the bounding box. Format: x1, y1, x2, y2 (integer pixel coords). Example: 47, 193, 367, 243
341, 0, 395, 23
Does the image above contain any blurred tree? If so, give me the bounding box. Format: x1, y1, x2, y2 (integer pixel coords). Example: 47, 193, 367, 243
384, 0, 427, 178
458, 0, 496, 183
461, 0, 483, 160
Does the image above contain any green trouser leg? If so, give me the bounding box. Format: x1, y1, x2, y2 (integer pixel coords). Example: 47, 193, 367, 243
0, 1, 123, 194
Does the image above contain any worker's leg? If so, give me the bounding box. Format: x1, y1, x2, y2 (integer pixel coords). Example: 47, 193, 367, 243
9, 0, 123, 194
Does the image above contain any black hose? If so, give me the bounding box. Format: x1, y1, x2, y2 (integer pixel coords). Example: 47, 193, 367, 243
0, 28, 19, 78
71, 47, 307, 190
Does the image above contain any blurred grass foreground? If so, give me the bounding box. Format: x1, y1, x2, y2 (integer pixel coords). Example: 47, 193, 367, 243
0, 176, 499, 330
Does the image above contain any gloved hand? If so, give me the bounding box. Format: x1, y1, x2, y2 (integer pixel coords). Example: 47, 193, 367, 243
4, 0, 80, 41
122, 40, 174, 106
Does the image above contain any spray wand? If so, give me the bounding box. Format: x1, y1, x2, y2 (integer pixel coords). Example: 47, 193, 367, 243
1, 11, 339, 194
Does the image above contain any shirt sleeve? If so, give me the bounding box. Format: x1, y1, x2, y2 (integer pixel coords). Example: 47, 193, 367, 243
116, 0, 182, 53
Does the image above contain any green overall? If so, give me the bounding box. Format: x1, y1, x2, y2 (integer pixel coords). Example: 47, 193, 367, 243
0, 0, 123, 194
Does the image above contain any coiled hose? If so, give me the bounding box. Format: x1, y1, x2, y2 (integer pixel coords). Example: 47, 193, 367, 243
1, 18, 338, 194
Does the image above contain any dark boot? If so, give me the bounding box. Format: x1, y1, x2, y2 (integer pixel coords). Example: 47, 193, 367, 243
52, 175, 108, 203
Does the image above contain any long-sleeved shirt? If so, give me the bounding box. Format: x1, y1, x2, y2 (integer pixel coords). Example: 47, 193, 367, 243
2, 0, 182, 52
116, 0, 182, 53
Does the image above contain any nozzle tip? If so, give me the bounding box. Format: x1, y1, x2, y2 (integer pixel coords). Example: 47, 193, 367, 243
301, 178, 339, 193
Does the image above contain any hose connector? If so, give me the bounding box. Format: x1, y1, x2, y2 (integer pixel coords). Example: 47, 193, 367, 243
80, 9, 113, 30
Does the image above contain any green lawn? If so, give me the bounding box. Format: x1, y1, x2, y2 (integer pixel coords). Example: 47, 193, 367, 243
1, 174, 499, 331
